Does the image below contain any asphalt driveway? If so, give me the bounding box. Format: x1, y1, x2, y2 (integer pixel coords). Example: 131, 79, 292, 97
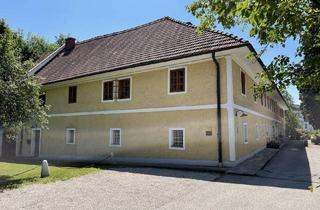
1, 141, 320, 210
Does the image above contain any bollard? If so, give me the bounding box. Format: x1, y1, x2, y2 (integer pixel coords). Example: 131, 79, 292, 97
41, 160, 50, 178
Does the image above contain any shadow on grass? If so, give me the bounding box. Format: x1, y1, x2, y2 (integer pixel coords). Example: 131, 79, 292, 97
0, 175, 38, 192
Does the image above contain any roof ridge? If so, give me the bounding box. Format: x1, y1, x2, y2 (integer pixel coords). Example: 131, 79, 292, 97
77, 16, 172, 45
163, 17, 246, 43
76, 16, 246, 46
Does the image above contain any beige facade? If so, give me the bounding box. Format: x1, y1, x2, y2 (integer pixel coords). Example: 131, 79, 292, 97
16, 51, 287, 167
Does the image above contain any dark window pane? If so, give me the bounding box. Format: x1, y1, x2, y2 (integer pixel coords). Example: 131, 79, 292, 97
68, 86, 77, 103
103, 81, 113, 101
170, 68, 185, 92
118, 78, 130, 99
39, 93, 46, 106
241, 72, 246, 95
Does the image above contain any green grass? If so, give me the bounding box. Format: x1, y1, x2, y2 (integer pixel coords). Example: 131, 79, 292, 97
0, 161, 100, 191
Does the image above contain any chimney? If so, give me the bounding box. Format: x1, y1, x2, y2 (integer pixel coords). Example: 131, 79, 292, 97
65, 37, 76, 52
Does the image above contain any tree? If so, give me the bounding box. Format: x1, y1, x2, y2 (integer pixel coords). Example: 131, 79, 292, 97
0, 19, 64, 133
300, 91, 320, 129
281, 90, 302, 138
187, 0, 320, 93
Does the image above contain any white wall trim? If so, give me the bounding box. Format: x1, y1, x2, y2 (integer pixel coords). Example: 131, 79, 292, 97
49, 104, 228, 117
234, 104, 281, 123
226, 56, 236, 161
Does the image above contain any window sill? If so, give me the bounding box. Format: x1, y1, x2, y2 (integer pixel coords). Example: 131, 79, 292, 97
168, 91, 187, 95
117, 98, 131, 102
109, 144, 121, 148
169, 146, 185, 150
244, 142, 249, 145
102, 99, 115, 103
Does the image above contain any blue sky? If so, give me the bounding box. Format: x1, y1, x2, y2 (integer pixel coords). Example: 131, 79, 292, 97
1, 0, 300, 104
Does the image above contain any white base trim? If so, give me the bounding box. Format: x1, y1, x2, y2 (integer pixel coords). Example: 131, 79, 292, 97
40, 155, 220, 167
224, 146, 266, 167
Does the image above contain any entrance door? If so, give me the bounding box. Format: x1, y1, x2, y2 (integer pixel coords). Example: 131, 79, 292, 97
31, 129, 41, 157
1, 132, 16, 157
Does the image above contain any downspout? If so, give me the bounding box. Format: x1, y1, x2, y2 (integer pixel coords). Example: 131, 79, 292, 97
212, 52, 223, 167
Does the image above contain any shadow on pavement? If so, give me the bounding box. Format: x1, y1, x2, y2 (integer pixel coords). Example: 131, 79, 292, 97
218, 140, 313, 190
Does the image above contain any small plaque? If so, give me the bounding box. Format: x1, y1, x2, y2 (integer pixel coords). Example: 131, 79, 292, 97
205, 131, 212, 136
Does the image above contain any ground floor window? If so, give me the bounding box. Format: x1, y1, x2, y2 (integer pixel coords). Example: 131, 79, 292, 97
256, 124, 260, 140
66, 128, 76, 144
110, 128, 121, 147
169, 128, 185, 150
243, 123, 248, 144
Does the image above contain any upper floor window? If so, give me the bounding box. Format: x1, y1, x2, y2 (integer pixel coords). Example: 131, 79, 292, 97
241, 71, 246, 95
103, 80, 114, 101
169, 68, 186, 94
68, 86, 77, 103
118, 78, 131, 100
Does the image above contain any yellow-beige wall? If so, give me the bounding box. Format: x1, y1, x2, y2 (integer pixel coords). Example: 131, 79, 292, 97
18, 57, 286, 164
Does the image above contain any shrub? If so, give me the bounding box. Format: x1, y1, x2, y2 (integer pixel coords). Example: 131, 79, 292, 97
267, 138, 280, 149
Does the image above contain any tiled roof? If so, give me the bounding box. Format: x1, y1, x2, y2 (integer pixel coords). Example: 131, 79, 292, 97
36, 17, 247, 84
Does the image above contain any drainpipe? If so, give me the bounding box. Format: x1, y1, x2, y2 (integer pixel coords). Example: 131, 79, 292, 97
212, 52, 223, 167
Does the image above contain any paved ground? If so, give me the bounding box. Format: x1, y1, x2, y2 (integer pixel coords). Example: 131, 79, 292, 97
1, 141, 320, 210
227, 148, 278, 175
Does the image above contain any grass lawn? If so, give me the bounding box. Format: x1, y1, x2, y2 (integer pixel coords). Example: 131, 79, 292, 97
0, 161, 100, 191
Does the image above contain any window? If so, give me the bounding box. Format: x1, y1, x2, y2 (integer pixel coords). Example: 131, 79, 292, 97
68, 86, 77, 103
102, 81, 114, 101
110, 128, 121, 147
241, 71, 246, 95
243, 123, 248, 144
118, 78, 131, 100
169, 128, 185, 149
66, 128, 76, 144
256, 124, 260, 140
169, 68, 186, 93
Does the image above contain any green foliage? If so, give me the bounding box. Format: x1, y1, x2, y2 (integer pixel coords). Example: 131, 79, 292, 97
280, 90, 302, 138
187, 0, 320, 92
300, 91, 320, 129
0, 19, 66, 131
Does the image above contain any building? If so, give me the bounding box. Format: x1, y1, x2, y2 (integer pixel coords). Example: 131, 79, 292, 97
1, 17, 288, 167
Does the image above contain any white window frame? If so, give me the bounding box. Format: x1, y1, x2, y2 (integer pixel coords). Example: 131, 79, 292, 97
101, 79, 115, 103
66, 128, 76, 144
243, 123, 249, 144
109, 128, 121, 147
117, 77, 132, 101
168, 67, 187, 95
256, 123, 259, 140
240, 69, 246, 96
169, 128, 185, 150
